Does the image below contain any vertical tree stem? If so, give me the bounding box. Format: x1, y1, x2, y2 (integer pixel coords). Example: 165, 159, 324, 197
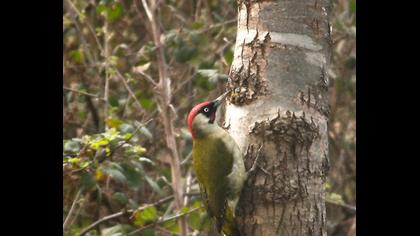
140, 1, 187, 235
103, 19, 110, 131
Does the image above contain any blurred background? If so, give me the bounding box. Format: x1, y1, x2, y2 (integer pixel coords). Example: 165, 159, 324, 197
63, 0, 356, 235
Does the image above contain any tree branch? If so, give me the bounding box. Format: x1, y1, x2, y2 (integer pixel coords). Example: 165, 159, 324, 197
63, 189, 82, 231
133, 69, 157, 86
103, 18, 110, 130
114, 69, 145, 113
65, 0, 104, 54
77, 195, 175, 236
326, 199, 356, 212
137, 0, 187, 235
63, 87, 104, 101
126, 206, 203, 236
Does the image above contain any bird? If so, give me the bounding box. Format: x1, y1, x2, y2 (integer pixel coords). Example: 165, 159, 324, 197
187, 91, 246, 236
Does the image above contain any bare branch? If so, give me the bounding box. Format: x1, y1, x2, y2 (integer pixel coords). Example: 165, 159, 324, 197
114, 70, 145, 113
180, 151, 192, 166
126, 207, 203, 236
108, 118, 153, 157
198, 18, 237, 34
65, 0, 104, 54
326, 199, 356, 212
133, 69, 157, 86
141, 0, 153, 21
63, 189, 82, 231
63, 87, 104, 101
103, 18, 110, 129
137, 0, 187, 235
77, 195, 175, 236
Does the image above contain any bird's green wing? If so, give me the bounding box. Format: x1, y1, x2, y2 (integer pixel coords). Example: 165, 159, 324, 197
192, 133, 234, 231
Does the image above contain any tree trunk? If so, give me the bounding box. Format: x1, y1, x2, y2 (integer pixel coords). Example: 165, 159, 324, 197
223, 0, 331, 235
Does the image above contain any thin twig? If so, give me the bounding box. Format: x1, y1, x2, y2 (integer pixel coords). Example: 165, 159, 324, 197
78, 210, 127, 236
77, 195, 175, 236
130, 195, 176, 219
133, 69, 157, 86
103, 17, 110, 130
125, 207, 203, 236
198, 19, 237, 34
180, 151, 192, 166
63, 189, 82, 231
63, 87, 104, 101
68, 195, 85, 227
114, 69, 145, 112
326, 199, 356, 212
108, 119, 152, 157
172, 71, 197, 96
65, 0, 104, 54
64, 4, 96, 68
141, 0, 153, 20
138, 0, 187, 235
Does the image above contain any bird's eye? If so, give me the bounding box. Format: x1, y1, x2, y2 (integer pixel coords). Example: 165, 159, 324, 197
203, 107, 209, 113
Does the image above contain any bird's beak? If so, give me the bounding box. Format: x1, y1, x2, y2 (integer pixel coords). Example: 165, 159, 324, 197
213, 90, 230, 108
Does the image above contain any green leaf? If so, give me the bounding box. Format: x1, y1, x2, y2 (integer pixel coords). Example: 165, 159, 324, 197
134, 121, 153, 139
145, 176, 163, 196
174, 46, 198, 63
134, 206, 158, 226
64, 140, 81, 153
191, 21, 204, 30
325, 182, 331, 191
140, 98, 155, 110
141, 228, 155, 236
128, 145, 147, 155
190, 32, 203, 45
107, 3, 123, 22
66, 157, 81, 164
101, 224, 135, 236
90, 138, 109, 150
162, 219, 179, 234
80, 172, 96, 191
139, 157, 155, 166
102, 163, 127, 184
103, 128, 121, 141
141, 206, 158, 222
119, 123, 135, 134
133, 62, 151, 73
121, 162, 143, 189
123, 133, 133, 140
113, 192, 128, 205
81, 135, 92, 144
180, 206, 190, 214
76, 110, 87, 120
96, 3, 107, 15
187, 208, 201, 230
109, 96, 119, 107
327, 192, 344, 204
69, 49, 85, 64
80, 161, 90, 168
106, 117, 123, 128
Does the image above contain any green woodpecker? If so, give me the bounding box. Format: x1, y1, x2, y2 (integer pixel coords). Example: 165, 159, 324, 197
187, 91, 246, 236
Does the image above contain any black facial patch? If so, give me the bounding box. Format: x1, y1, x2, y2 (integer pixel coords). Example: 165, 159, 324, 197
200, 102, 217, 123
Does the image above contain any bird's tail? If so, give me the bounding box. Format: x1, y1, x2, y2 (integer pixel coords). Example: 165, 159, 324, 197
220, 207, 241, 236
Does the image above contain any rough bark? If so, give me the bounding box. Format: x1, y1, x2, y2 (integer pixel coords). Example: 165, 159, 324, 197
223, 0, 332, 235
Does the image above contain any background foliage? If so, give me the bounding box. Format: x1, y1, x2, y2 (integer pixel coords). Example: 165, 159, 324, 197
63, 0, 356, 235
